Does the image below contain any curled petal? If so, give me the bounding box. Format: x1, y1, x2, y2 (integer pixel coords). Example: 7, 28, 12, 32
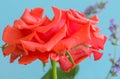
89, 32, 107, 50
21, 41, 39, 52
38, 52, 50, 62
2, 25, 23, 44
14, 19, 27, 29
3, 44, 16, 56
90, 25, 101, 32
14, 16, 51, 29
67, 11, 87, 24
66, 16, 83, 36
93, 51, 103, 60
30, 8, 44, 19
50, 52, 59, 61
53, 22, 91, 50
59, 56, 73, 72
8, 45, 26, 63
18, 51, 49, 64
2, 25, 35, 45
21, 8, 37, 24
70, 45, 91, 64
10, 54, 19, 63
22, 25, 67, 53
37, 25, 67, 52
20, 31, 35, 41
32, 34, 45, 44
67, 10, 99, 24
19, 55, 38, 64
93, 32, 105, 40
69, 9, 85, 18
39, 16, 51, 26
89, 15, 99, 24
35, 6, 66, 33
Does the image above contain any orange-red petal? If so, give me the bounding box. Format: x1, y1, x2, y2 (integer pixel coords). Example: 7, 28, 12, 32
21, 8, 37, 25
3, 44, 16, 56
19, 55, 38, 64
2, 25, 23, 44
53, 22, 91, 50
59, 56, 73, 72
35, 6, 66, 33
30, 8, 44, 19
93, 51, 103, 61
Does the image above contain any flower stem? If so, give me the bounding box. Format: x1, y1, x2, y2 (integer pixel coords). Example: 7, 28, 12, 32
105, 38, 118, 79
105, 71, 112, 79
113, 45, 117, 59
51, 59, 57, 79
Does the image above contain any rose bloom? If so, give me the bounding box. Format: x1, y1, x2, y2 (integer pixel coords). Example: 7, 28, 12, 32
2, 6, 107, 72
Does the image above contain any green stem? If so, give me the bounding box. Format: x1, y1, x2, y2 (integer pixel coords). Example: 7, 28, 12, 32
113, 45, 117, 59
51, 59, 57, 79
105, 43, 117, 79
105, 71, 112, 79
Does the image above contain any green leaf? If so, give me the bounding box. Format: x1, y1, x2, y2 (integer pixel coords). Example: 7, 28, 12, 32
0, 43, 7, 52
65, 51, 74, 64
41, 68, 52, 79
41, 65, 79, 79
57, 65, 79, 79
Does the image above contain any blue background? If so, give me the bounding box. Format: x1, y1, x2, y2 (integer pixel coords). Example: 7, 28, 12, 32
0, 0, 120, 79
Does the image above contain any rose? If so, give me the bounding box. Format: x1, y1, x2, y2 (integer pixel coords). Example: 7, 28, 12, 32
53, 9, 107, 72
2, 7, 51, 63
2, 7, 107, 72
2, 6, 66, 64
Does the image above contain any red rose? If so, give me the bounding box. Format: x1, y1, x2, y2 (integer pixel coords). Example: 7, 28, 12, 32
53, 9, 107, 72
2, 6, 107, 72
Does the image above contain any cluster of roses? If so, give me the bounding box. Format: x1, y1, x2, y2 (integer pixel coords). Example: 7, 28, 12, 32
2, 7, 107, 72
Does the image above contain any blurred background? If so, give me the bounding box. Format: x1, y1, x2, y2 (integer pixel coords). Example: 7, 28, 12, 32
0, 0, 120, 79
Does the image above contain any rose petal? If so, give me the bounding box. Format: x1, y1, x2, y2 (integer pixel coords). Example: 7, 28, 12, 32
53, 22, 91, 50
10, 54, 19, 63
31, 34, 45, 44
21, 32, 35, 41
58, 56, 73, 72
19, 55, 38, 64
2, 25, 23, 44
35, 6, 66, 33
37, 25, 67, 52
67, 10, 99, 24
21, 8, 37, 24
89, 32, 107, 50
14, 19, 28, 29
22, 25, 67, 53
89, 15, 99, 24
70, 46, 90, 64
30, 8, 44, 19
14, 16, 51, 29
50, 52, 59, 61
39, 16, 51, 26
69, 9, 85, 18
21, 41, 39, 52
3, 44, 16, 56
3, 25, 35, 45
93, 51, 103, 60
66, 17, 83, 36
18, 50, 49, 64
38, 52, 49, 62
67, 11, 87, 24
